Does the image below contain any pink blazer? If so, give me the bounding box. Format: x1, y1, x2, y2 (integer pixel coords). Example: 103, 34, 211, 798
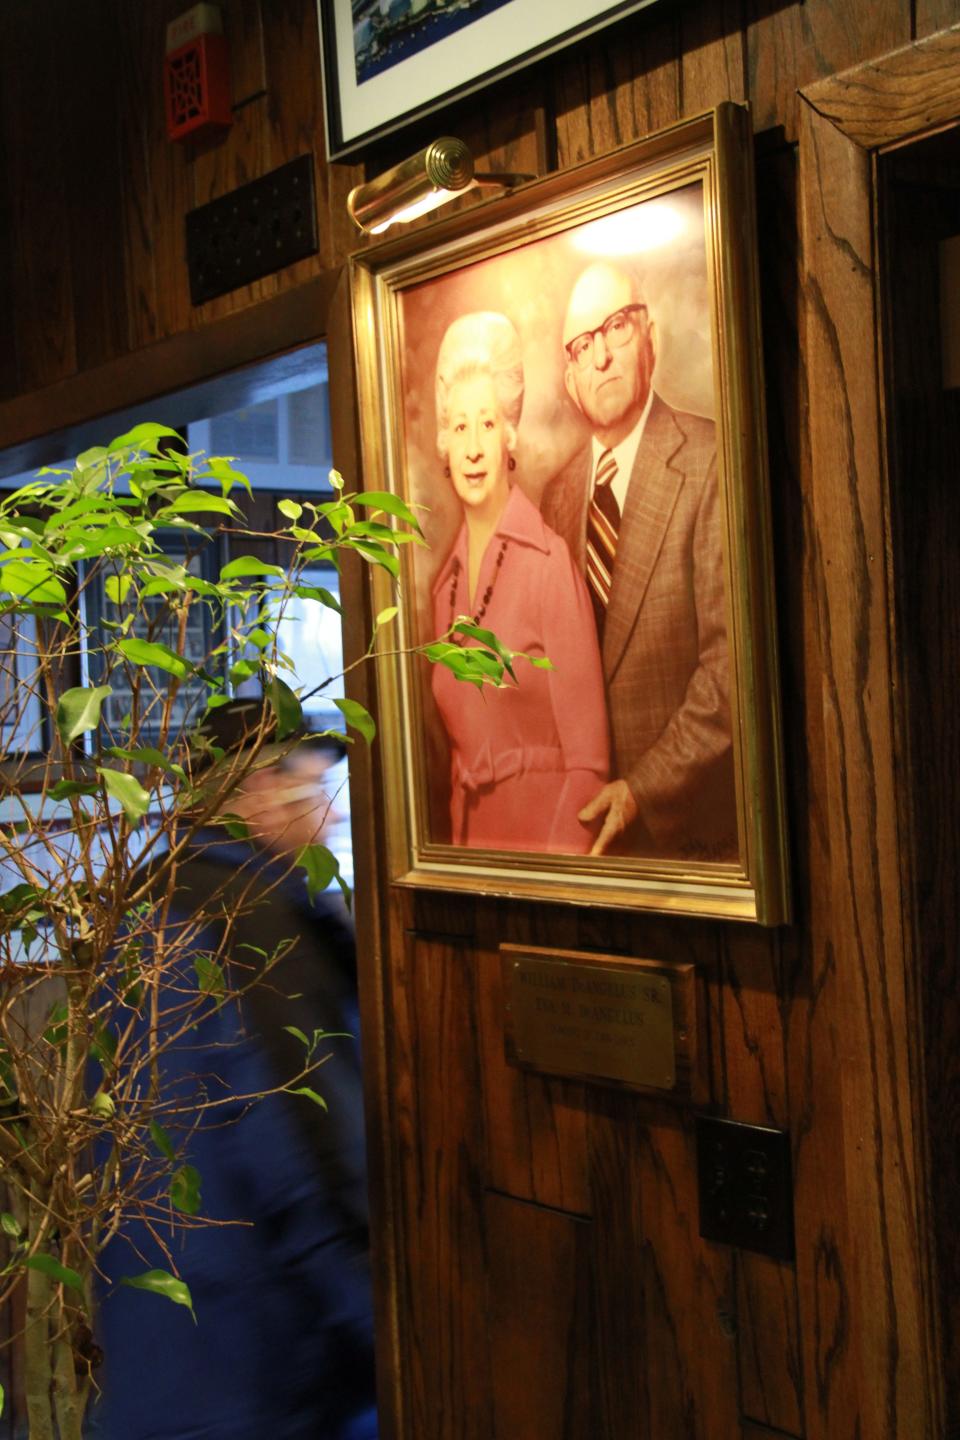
431, 485, 609, 853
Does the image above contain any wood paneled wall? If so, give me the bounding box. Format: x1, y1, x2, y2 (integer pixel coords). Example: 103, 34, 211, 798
1, 2, 958, 1439
0, 0, 951, 411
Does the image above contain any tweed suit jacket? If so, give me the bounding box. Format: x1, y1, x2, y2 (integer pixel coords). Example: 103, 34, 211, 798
541, 392, 736, 859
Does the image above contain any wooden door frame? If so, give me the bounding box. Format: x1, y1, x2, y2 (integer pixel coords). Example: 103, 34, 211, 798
798, 23, 960, 1440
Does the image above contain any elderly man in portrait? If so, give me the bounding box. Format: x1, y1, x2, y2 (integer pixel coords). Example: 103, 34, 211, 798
542, 259, 737, 862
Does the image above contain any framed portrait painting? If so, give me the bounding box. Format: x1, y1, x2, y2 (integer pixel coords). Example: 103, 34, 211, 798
318, 0, 670, 159
350, 104, 790, 923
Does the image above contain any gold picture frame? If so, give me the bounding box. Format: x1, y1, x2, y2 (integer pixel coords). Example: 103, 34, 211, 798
350, 104, 790, 924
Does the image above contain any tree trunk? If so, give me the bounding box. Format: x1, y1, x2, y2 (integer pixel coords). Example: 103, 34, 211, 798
22, 1263, 54, 1440
52, 1330, 86, 1440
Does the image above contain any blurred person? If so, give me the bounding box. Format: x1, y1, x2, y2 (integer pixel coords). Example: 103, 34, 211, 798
428, 309, 609, 852
90, 701, 377, 1440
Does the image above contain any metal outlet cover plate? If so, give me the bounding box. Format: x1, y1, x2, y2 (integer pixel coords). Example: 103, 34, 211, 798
696, 1114, 795, 1261
185, 153, 318, 305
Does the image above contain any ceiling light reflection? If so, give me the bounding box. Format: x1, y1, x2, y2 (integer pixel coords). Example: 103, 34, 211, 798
573, 202, 686, 256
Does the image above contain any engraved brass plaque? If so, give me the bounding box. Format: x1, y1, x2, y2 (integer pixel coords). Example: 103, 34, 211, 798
507, 953, 677, 1090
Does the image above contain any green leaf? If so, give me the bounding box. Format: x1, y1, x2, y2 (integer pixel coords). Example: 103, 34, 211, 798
288, 1086, 327, 1110
105, 745, 186, 779
0, 559, 66, 605
155, 493, 237, 519
56, 685, 113, 745
1, 1212, 21, 1239
48, 779, 99, 801
219, 556, 285, 582
333, 697, 375, 744
104, 574, 133, 605
150, 1121, 176, 1162
120, 1269, 195, 1322
221, 817, 250, 841
329, 469, 344, 491
352, 489, 423, 531
24, 1253, 85, 1296
193, 954, 225, 999
452, 621, 517, 679
98, 769, 151, 825
284, 1024, 310, 1048
344, 538, 399, 578
171, 1163, 202, 1216
266, 675, 302, 741
296, 844, 339, 903
200, 457, 252, 496
107, 422, 182, 453
375, 605, 398, 629
76, 445, 108, 472
293, 584, 340, 613
90, 1090, 116, 1120
278, 498, 303, 520
530, 656, 555, 670
116, 637, 191, 680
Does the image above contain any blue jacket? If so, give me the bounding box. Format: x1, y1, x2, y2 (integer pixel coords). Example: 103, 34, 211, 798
90, 835, 377, 1440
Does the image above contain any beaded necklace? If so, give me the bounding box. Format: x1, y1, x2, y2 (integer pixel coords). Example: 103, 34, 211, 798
448, 538, 508, 636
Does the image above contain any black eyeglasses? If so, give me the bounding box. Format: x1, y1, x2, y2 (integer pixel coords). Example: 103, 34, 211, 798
565, 304, 648, 369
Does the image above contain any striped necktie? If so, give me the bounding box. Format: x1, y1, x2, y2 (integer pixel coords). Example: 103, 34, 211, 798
586, 448, 620, 623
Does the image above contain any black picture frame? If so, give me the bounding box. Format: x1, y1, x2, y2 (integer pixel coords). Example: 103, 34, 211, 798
318, 0, 669, 160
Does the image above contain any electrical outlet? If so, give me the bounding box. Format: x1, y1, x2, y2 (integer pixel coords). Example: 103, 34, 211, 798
185, 153, 318, 305
695, 1115, 795, 1261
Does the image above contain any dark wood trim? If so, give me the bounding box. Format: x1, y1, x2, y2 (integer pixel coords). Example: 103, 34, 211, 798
801, 20, 960, 148
0, 270, 342, 456
795, 25, 960, 1440
326, 267, 404, 1440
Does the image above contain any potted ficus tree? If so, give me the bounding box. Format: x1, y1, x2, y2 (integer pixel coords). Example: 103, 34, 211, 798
0, 423, 518, 1439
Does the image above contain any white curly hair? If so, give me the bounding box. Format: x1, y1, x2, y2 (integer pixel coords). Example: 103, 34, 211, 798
435, 311, 524, 460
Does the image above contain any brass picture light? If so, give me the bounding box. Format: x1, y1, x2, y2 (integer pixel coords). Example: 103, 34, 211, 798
347, 136, 534, 236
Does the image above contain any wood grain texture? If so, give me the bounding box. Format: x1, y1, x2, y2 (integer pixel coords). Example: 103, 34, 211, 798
54, 0, 129, 373
803, 20, 960, 146
879, 139, 960, 1437
628, 1107, 740, 1439
116, 1, 195, 350
485, 1193, 592, 1440
798, 84, 937, 1440
746, 0, 911, 142
712, 928, 802, 1436
680, 0, 748, 113
391, 928, 494, 1440
1, 5, 957, 1439
553, 8, 681, 170
327, 270, 407, 1440
0, 0, 78, 392
222, 0, 267, 105
477, 944, 591, 1215
915, 0, 960, 37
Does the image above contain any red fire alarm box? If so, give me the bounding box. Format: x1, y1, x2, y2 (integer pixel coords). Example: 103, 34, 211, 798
164, 3, 232, 144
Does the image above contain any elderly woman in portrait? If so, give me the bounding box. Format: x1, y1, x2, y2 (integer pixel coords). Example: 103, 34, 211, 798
429, 310, 609, 853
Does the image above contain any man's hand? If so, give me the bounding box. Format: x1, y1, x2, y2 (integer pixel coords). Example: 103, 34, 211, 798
578, 779, 638, 856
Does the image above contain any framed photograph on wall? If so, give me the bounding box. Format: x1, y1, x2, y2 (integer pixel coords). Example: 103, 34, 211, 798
350, 104, 790, 923
318, 0, 669, 159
